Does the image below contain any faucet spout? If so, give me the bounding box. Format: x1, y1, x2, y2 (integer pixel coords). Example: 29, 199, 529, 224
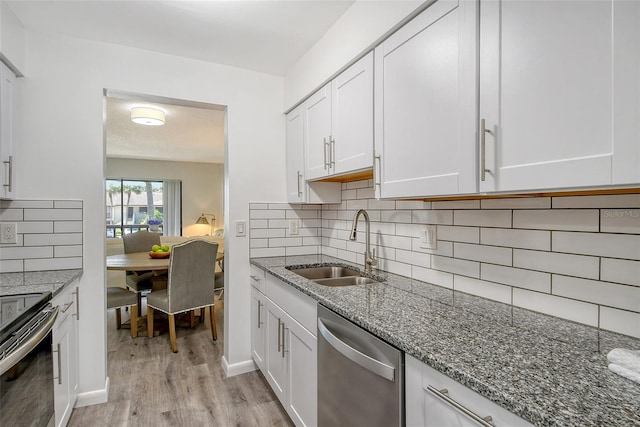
350, 209, 377, 273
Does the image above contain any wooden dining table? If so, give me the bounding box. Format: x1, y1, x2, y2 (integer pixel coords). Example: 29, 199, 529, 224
106, 251, 224, 271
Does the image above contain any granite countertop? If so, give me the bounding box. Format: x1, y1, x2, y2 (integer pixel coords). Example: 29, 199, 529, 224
0, 269, 82, 298
251, 255, 640, 427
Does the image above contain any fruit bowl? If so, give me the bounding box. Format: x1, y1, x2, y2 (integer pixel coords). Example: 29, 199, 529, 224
149, 251, 170, 259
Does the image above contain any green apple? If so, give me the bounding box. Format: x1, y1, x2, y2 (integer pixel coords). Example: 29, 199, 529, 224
161, 245, 170, 252
151, 244, 161, 252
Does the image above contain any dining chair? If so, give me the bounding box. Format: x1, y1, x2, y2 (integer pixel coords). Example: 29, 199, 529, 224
106, 287, 139, 338
214, 256, 224, 301
146, 239, 219, 352
123, 231, 162, 308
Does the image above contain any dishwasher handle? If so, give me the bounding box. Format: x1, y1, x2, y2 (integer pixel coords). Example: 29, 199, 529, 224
318, 317, 395, 382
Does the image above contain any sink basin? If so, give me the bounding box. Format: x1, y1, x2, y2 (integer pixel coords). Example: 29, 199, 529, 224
289, 266, 361, 280
313, 276, 376, 287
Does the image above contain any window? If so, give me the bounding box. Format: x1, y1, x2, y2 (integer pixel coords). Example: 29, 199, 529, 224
106, 179, 182, 238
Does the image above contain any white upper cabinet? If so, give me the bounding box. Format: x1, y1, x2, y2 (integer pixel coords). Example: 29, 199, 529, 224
0, 61, 15, 200
305, 52, 374, 180
374, 0, 478, 199
479, 0, 640, 192
286, 105, 305, 203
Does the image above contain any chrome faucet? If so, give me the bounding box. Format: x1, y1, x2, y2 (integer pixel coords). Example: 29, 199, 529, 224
350, 209, 377, 273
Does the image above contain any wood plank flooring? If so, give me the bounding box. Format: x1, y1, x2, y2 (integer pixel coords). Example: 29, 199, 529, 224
68, 299, 293, 427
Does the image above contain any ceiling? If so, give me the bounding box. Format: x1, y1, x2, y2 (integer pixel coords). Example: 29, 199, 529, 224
9, 0, 355, 163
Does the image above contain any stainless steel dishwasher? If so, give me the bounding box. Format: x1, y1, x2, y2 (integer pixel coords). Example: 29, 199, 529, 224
317, 304, 404, 426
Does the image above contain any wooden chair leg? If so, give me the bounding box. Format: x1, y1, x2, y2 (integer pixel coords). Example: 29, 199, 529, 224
130, 304, 138, 339
147, 306, 154, 338
190, 310, 197, 328
169, 314, 177, 353
115, 307, 122, 329
209, 304, 217, 341
137, 292, 142, 311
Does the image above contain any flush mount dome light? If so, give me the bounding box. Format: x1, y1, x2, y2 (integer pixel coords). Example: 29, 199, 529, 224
130, 107, 165, 126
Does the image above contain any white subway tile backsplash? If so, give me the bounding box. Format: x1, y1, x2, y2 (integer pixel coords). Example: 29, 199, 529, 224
411, 210, 453, 225
249, 203, 269, 209
24, 233, 82, 246
514, 249, 600, 279
431, 255, 480, 278
286, 246, 319, 256
0, 259, 23, 273
346, 199, 368, 210
412, 266, 453, 288
412, 239, 454, 257
54, 245, 83, 258
481, 228, 550, 251
0, 209, 23, 221
454, 210, 511, 228
552, 275, 640, 312
513, 209, 599, 231
303, 236, 322, 246
381, 210, 412, 223
54, 200, 82, 208
346, 179, 370, 190
552, 231, 640, 261
481, 197, 551, 209
375, 234, 412, 251
601, 258, 640, 287
342, 189, 357, 200
250, 239, 269, 249
396, 249, 430, 268
432, 200, 480, 210
250, 209, 285, 219
1, 200, 53, 209
513, 288, 599, 327
18, 221, 54, 234
251, 229, 286, 239
370, 221, 396, 235
600, 209, 640, 234
356, 187, 375, 200
454, 243, 512, 266
368, 199, 396, 210
250, 219, 269, 229
395, 223, 422, 237
25, 257, 82, 271
24, 209, 82, 221
54, 221, 83, 233
481, 264, 551, 293
1, 246, 53, 260
269, 237, 303, 247
552, 194, 640, 209
383, 259, 413, 277
250, 247, 285, 258
599, 307, 640, 339
437, 225, 479, 243
454, 276, 512, 304
286, 209, 319, 219
396, 200, 430, 209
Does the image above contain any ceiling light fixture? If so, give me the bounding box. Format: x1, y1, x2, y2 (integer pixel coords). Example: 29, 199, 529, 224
130, 106, 165, 126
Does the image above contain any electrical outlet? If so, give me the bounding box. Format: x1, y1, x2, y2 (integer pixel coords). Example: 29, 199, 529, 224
419, 225, 437, 250
1, 223, 17, 244
289, 220, 299, 235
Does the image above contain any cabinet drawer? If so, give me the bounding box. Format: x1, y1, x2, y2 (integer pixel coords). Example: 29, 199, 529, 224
250, 265, 266, 293
265, 272, 317, 336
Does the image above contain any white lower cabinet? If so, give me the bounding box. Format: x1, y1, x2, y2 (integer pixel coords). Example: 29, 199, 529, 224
406, 355, 532, 427
52, 285, 79, 427
250, 269, 317, 427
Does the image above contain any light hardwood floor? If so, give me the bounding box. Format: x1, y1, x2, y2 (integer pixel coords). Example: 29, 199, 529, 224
68, 299, 293, 427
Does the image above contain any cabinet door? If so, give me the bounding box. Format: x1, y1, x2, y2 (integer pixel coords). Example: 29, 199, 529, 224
286, 106, 305, 203
374, 0, 477, 199
332, 52, 374, 175
264, 298, 287, 404
250, 286, 266, 371
286, 317, 317, 427
304, 83, 332, 180
479, 0, 640, 192
53, 315, 72, 427
0, 61, 15, 200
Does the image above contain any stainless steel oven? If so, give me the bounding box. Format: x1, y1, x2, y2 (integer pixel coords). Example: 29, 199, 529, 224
0, 292, 58, 427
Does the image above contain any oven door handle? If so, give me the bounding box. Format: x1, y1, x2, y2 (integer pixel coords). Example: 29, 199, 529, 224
0, 306, 59, 377
318, 317, 395, 382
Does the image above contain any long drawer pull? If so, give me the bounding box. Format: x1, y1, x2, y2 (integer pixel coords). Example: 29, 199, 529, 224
61, 301, 74, 313
480, 119, 492, 182
426, 385, 494, 426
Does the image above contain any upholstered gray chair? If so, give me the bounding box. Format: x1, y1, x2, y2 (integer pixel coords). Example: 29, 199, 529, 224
106, 287, 139, 338
146, 239, 219, 352
123, 231, 162, 307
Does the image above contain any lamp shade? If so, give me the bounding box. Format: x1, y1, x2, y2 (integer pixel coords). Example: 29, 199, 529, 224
131, 107, 165, 126
195, 214, 210, 225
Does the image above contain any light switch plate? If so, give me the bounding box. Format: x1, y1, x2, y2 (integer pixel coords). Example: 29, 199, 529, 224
289, 220, 299, 235
419, 225, 437, 250
235, 220, 247, 237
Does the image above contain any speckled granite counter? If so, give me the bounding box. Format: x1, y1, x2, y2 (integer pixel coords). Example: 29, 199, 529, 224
251, 255, 640, 427
0, 269, 82, 298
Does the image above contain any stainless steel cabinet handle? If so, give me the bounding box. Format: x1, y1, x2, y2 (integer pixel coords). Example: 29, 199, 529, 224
61, 301, 74, 313
426, 386, 494, 427
3, 156, 12, 192
250, 275, 260, 283
277, 318, 283, 352
73, 287, 79, 320
318, 317, 395, 382
55, 343, 63, 385
323, 137, 328, 170
480, 119, 492, 182
257, 300, 263, 329
297, 171, 303, 198
329, 135, 336, 169
374, 155, 382, 190
282, 326, 288, 358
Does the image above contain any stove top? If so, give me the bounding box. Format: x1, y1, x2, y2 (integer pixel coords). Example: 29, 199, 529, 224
0, 292, 52, 344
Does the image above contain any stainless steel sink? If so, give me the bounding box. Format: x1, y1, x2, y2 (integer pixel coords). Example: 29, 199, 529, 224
289, 266, 361, 280
313, 276, 376, 287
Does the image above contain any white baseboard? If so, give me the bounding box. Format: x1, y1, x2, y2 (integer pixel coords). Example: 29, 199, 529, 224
222, 356, 257, 377
75, 376, 110, 408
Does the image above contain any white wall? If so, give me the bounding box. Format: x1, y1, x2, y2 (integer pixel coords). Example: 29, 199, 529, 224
283, 0, 425, 110
106, 158, 224, 237
16, 30, 286, 402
